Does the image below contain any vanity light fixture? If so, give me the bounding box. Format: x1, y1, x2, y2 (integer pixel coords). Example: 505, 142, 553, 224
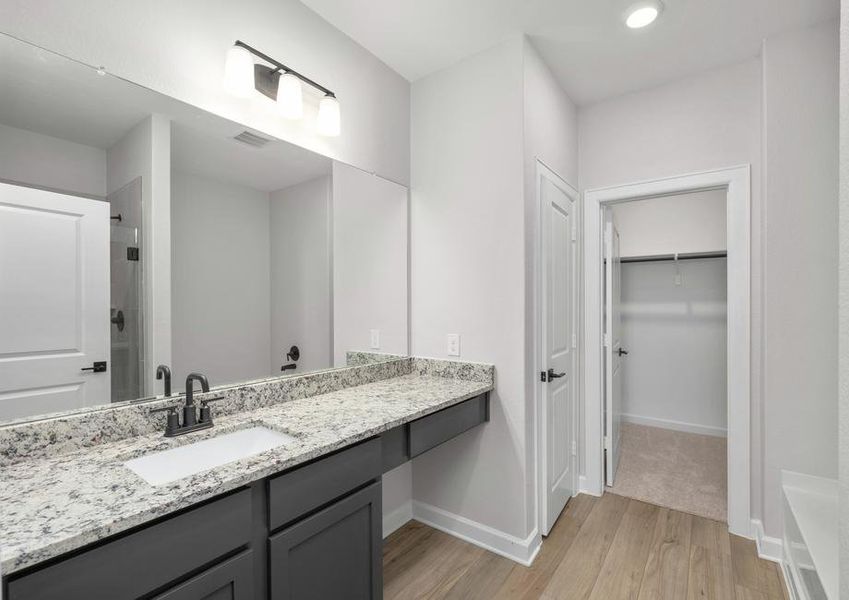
276, 72, 303, 119
223, 45, 255, 97
317, 94, 341, 137
625, 0, 662, 28
224, 40, 340, 136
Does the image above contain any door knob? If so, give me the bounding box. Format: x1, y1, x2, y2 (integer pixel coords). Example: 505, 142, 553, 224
547, 368, 566, 381
617, 348, 629, 356
111, 309, 125, 332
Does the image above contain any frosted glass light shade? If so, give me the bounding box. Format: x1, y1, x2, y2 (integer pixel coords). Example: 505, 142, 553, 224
276, 72, 303, 119
316, 95, 341, 137
224, 45, 255, 97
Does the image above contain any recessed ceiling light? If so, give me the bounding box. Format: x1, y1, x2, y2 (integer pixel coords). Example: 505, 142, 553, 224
625, 1, 662, 29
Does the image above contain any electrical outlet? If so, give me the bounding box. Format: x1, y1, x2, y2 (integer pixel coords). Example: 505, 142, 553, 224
370, 329, 380, 350
446, 334, 460, 357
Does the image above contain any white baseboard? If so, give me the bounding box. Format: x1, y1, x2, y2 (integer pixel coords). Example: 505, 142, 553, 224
578, 475, 602, 496
383, 501, 413, 539
750, 518, 784, 562
411, 500, 541, 566
620, 413, 727, 437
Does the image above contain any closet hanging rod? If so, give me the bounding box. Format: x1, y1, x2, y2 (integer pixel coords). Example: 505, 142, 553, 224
619, 251, 727, 264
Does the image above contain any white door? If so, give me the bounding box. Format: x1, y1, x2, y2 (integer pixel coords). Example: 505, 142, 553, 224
539, 167, 577, 535
0, 182, 110, 420
604, 209, 623, 486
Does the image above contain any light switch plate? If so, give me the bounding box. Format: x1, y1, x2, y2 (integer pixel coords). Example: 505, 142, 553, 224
446, 334, 460, 357
370, 329, 380, 350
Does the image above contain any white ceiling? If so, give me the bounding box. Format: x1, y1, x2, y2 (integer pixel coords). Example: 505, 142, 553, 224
0, 33, 331, 192
300, 0, 839, 105
170, 119, 331, 192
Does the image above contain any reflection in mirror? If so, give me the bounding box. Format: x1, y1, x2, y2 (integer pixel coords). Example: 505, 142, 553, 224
0, 34, 408, 424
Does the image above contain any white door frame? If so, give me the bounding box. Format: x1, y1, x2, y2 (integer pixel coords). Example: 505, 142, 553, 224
582, 165, 751, 537
535, 159, 580, 535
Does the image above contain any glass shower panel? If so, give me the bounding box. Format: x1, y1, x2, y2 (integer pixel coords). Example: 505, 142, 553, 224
108, 178, 145, 402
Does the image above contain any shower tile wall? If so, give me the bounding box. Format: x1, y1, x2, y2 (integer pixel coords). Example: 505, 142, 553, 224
108, 178, 144, 402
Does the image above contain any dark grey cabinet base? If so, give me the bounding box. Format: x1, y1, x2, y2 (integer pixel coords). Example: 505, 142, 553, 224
269, 482, 382, 600
3, 393, 488, 600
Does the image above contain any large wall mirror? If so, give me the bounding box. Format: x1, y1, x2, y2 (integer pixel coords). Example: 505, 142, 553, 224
0, 33, 409, 423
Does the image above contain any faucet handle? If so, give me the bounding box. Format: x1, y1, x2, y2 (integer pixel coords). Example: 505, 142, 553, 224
199, 395, 226, 406
198, 396, 226, 424
150, 405, 180, 435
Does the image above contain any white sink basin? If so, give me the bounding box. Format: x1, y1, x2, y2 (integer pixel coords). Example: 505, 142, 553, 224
124, 425, 295, 486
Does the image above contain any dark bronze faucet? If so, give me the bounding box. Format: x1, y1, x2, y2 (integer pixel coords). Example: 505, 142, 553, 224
183, 372, 210, 426
150, 372, 224, 437
155, 365, 172, 397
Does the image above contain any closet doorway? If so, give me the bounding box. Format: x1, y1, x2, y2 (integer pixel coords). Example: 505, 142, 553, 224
583, 166, 751, 537
603, 192, 728, 522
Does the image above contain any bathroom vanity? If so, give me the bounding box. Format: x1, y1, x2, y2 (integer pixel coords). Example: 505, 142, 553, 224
0, 359, 492, 600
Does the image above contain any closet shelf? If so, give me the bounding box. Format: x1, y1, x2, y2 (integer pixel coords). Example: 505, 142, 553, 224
619, 250, 727, 264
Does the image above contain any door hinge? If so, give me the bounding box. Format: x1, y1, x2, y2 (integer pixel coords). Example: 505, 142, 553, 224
571, 441, 577, 457
603, 332, 611, 348
603, 436, 610, 451
572, 333, 577, 348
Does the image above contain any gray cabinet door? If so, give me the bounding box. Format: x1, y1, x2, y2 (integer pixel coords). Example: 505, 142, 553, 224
153, 551, 253, 600
269, 482, 382, 600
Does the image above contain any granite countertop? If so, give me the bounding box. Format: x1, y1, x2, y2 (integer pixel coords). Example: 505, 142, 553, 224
0, 372, 492, 575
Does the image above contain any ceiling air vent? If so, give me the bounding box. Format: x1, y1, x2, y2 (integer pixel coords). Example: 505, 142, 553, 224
232, 130, 272, 148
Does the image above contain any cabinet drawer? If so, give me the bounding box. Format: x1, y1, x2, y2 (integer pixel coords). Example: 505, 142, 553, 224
269, 481, 382, 600
153, 550, 254, 600
408, 393, 488, 458
268, 438, 381, 531
380, 425, 409, 473
7, 489, 252, 600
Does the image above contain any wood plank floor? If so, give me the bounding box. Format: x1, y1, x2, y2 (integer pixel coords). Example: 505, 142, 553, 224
383, 494, 789, 600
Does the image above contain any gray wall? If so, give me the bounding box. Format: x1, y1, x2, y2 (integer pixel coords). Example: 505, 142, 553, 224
761, 21, 839, 537
332, 161, 409, 366
171, 172, 271, 390
612, 190, 727, 258
270, 177, 332, 374
411, 37, 528, 541
0, 122, 106, 198
621, 259, 728, 436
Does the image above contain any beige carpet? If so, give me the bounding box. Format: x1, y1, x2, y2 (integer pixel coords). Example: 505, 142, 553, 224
606, 422, 727, 522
